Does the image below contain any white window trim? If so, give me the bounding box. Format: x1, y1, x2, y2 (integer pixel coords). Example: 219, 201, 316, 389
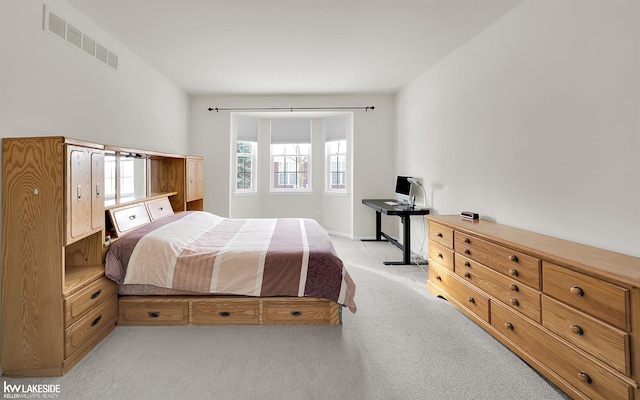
235, 141, 257, 194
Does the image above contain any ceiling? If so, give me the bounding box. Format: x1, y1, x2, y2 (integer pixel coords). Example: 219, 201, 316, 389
66, 0, 523, 95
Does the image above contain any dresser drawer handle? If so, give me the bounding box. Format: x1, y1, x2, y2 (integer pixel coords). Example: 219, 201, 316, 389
129, 215, 136, 220
464, 261, 471, 268
90, 315, 102, 327
219, 311, 231, 317
437, 232, 443, 238
510, 284, 519, 292
510, 298, 519, 307
464, 272, 471, 279
468, 297, 475, 304
577, 371, 592, 384
504, 322, 514, 331
90, 289, 102, 299
570, 286, 584, 296
290, 311, 302, 317
148, 312, 160, 318
438, 253, 443, 259
509, 268, 519, 277
570, 324, 584, 335
464, 238, 470, 244
509, 254, 518, 263
464, 249, 471, 255
436, 275, 442, 281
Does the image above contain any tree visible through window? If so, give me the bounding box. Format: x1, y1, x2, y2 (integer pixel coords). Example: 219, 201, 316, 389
236, 141, 256, 191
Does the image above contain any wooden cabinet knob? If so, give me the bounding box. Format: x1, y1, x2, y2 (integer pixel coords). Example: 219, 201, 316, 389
577, 371, 592, 384
509, 254, 519, 263
436, 275, 442, 281
510, 298, 520, 307
464, 272, 471, 279
509, 268, 519, 277
464, 238, 470, 244
468, 297, 475, 304
464, 261, 471, 268
437, 232, 443, 238
510, 284, 519, 292
504, 322, 513, 330
570, 286, 584, 296
570, 324, 584, 335
464, 249, 471, 255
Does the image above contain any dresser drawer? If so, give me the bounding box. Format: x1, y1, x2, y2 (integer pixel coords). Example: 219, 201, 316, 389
542, 262, 628, 330
542, 295, 630, 375
430, 263, 490, 323
262, 299, 338, 325
428, 241, 454, 271
455, 254, 541, 323
111, 204, 151, 234
118, 300, 189, 325
65, 295, 117, 358
64, 276, 118, 326
428, 222, 453, 249
145, 197, 174, 220
454, 232, 541, 289
492, 301, 632, 400
192, 299, 260, 325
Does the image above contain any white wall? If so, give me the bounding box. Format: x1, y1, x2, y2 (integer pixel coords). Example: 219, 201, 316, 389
0, 0, 189, 152
396, 0, 640, 257
189, 94, 396, 238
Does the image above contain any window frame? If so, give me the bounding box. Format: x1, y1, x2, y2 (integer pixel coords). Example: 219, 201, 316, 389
270, 142, 312, 193
325, 139, 347, 193
235, 140, 257, 193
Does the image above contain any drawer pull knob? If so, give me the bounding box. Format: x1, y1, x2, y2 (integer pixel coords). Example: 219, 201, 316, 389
464, 238, 470, 244
509, 268, 519, 277
219, 311, 231, 317
91, 315, 102, 327
290, 311, 302, 317
464, 272, 471, 279
509, 254, 519, 263
510, 298, 520, 307
468, 297, 475, 304
464, 261, 471, 268
464, 249, 471, 255
437, 232, 443, 238
577, 371, 592, 384
570, 324, 584, 335
148, 312, 160, 318
436, 275, 442, 281
504, 322, 514, 331
90, 289, 102, 299
438, 253, 443, 259
570, 286, 584, 296
510, 284, 519, 292
129, 215, 136, 220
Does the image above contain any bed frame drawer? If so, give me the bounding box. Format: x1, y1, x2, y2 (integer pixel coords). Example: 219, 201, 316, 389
262, 298, 340, 325
119, 300, 189, 325
192, 299, 260, 325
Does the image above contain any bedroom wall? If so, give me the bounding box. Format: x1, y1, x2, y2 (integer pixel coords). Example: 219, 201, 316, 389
189, 94, 396, 238
396, 0, 640, 257
0, 0, 189, 152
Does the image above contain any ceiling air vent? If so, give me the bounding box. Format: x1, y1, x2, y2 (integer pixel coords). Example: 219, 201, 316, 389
43, 4, 119, 71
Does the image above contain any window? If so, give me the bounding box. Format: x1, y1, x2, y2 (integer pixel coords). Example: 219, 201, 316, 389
235, 117, 258, 193
236, 141, 256, 191
270, 119, 311, 191
325, 116, 347, 192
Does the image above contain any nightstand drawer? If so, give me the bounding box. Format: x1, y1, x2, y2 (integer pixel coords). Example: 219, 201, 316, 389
543, 262, 628, 330
64, 276, 117, 326
454, 232, 541, 289
428, 222, 453, 249
65, 295, 117, 358
542, 295, 629, 375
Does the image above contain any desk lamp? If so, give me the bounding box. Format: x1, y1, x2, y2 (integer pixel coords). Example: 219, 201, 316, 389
407, 177, 427, 209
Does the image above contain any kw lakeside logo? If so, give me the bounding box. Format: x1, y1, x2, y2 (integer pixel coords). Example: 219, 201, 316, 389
3, 382, 60, 399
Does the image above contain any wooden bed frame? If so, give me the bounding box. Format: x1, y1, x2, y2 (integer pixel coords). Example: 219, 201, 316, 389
107, 199, 343, 326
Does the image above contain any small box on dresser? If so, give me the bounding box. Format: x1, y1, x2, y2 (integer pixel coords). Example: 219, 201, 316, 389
426, 215, 639, 400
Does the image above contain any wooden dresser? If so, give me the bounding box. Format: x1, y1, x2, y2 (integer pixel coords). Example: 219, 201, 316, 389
426, 215, 639, 400
2, 137, 118, 376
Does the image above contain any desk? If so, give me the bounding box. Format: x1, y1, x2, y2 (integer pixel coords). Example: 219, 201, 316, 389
361, 199, 430, 265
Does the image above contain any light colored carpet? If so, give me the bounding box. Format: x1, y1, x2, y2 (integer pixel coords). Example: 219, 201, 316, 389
2, 237, 570, 400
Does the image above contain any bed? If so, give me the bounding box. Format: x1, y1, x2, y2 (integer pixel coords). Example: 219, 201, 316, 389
104, 204, 356, 326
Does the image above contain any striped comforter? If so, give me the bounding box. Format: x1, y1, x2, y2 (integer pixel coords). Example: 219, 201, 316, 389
105, 212, 356, 312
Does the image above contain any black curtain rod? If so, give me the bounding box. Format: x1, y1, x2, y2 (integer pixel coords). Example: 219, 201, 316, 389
207, 106, 375, 112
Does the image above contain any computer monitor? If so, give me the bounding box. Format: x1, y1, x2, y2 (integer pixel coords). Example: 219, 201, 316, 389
394, 176, 412, 204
